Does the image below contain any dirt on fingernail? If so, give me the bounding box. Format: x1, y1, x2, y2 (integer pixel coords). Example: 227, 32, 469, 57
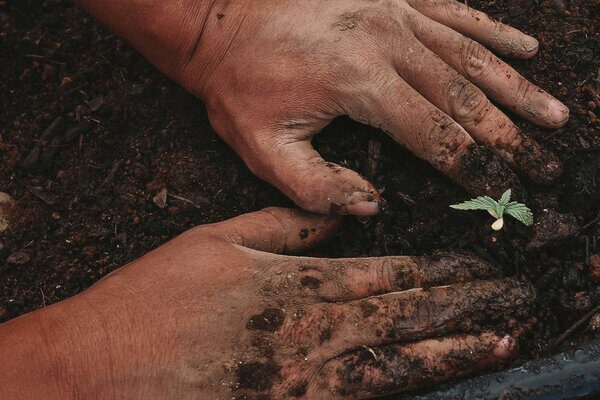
451, 145, 523, 199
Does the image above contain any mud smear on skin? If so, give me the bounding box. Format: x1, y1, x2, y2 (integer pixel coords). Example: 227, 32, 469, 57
247, 308, 286, 332
333, 337, 506, 397
236, 360, 281, 391
410, 252, 501, 288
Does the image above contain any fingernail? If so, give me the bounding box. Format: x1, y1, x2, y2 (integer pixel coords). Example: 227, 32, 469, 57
523, 36, 539, 53
493, 335, 518, 360
547, 99, 569, 125
346, 191, 379, 216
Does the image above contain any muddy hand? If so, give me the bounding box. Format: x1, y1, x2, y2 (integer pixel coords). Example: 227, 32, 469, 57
0, 208, 534, 399
76, 0, 569, 215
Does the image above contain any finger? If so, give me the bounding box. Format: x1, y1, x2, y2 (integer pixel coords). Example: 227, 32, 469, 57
407, 0, 539, 59
293, 252, 501, 302
234, 131, 380, 216
392, 39, 562, 184
354, 68, 521, 198
279, 279, 533, 351
205, 207, 340, 254
410, 16, 570, 128
319, 332, 517, 398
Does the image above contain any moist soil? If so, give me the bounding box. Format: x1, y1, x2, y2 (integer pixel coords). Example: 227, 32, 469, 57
1, 0, 599, 395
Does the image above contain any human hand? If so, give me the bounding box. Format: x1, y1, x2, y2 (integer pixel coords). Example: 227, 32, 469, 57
166, 0, 567, 215
0, 208, 534, 399
76, 0, 569, 215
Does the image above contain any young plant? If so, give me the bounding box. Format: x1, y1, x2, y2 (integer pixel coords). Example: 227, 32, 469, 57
450, 189, 533, 231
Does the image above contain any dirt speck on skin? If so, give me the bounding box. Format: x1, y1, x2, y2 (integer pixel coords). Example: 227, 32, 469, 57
288, 381, 308, 397
299, 228, 309, 240
319, 327, 332, 343
246, 308, 285, 332
300, 276, 321, 289
359, 300, 379, 318
236, 361, 281, 390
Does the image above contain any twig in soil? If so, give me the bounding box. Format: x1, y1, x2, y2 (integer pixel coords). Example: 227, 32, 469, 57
39, 288, 46, 308
21, 116, 63, 169
24, 54, 66, 66
21, 183, 56, 206
98, 159, 123, 191
553, 304, 600, 348
580, 211, 600, 233
168, 194, 208, 209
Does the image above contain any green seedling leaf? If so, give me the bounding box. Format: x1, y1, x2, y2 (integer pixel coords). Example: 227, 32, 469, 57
449, 196, 498, 211
450, 189, 533, 230
504, 202, 534, 226
498, 189, 511, 207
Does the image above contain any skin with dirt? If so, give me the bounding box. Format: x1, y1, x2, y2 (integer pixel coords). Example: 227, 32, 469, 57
0, 0, 599, 397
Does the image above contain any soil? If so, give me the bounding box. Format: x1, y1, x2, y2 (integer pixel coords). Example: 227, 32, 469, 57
1, 0, 599, 396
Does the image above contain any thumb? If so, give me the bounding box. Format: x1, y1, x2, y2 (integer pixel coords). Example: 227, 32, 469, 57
238, 131, 380, 216
205, 207, 340, 254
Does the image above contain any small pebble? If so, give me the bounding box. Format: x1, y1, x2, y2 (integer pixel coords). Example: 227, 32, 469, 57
7, 251, 30, 265
41, 64, 55, 81
0, 191, 14, 232
153, 188, 168, 209
589, 313, 600, 335
590, 254, 600, 282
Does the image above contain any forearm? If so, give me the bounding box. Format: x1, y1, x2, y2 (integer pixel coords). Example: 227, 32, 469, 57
0, 300, 94, 399
0, 293, 132, 399
71, 0, 215, 79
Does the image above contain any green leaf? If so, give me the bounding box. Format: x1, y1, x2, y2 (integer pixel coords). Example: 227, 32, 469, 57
504, 202, 534, 226
499, 189, 512, 207
450, 196, 498, 211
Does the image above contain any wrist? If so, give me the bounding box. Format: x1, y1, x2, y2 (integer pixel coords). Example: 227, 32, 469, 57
0, 297, 110, 399
0, 289, 155, 399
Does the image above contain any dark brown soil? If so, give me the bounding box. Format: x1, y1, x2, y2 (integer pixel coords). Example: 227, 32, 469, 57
1, 0, 599, 394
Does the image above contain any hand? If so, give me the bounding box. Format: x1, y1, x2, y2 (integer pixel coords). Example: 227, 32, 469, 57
0, 208, 534, 399
88, 0, 568, 215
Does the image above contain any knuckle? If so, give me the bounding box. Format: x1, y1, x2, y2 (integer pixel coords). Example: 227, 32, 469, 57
461, 39, 495, 78
514, 79, 536, 106
282, 304, 345, 346
418, 110, 470, 168
447, 78, 492, 124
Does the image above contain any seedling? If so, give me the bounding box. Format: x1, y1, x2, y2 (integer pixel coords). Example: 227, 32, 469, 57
450, 189, 533, 231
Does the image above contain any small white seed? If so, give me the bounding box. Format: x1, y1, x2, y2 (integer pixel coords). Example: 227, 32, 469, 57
492, 218, 504, 231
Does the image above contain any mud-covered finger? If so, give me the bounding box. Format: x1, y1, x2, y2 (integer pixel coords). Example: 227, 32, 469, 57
319, 332, 517, 398
411, 17, 569, 129
407, 0, 539, 59
277, 279, 534, 352
352, 69, 521, 198
240, 134, 380, 216
293, 252, 501, 302
392, 40, 562, 184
